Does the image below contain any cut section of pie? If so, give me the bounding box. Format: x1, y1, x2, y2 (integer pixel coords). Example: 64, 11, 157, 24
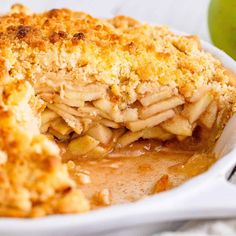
0, 4, 235, 217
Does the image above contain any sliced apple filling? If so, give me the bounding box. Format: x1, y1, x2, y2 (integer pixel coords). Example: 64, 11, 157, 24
39, 84, 220, 158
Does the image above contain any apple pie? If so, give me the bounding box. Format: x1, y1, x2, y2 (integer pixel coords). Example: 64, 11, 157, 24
0, 4, 235, 217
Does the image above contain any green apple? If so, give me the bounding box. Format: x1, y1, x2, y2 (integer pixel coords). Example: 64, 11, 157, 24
208, 0, 236, 59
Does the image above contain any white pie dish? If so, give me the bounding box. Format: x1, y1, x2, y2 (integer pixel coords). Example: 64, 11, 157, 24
0, 26, 236, 236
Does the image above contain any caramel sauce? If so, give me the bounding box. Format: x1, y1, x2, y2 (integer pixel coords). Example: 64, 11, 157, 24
65, 141, 216, 209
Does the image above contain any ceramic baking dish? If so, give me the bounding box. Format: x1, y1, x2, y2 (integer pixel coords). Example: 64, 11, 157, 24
0, 31, 236, 236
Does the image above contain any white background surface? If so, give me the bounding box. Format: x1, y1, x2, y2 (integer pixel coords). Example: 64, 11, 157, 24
1, 1, 236, 235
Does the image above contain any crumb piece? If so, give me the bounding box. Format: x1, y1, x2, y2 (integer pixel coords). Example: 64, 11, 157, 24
0, 151, 7, 164
49, 31, 67, 43
67, 160, 76, 170
11, 4, 29, 14
93, 188, 111, 206
72, 32, 85, 45
75, 172, 91, 185
57, 189, 90, 213
17, 25, 31, 39
153, 175, 170, 193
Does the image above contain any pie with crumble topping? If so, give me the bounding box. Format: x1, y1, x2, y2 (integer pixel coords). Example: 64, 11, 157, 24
0, 4, 235, 217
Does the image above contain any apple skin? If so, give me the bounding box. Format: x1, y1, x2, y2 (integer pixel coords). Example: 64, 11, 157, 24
208, 0, 236, 60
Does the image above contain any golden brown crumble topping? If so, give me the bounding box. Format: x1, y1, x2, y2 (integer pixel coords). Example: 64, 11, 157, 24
0, 4, 235, 217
